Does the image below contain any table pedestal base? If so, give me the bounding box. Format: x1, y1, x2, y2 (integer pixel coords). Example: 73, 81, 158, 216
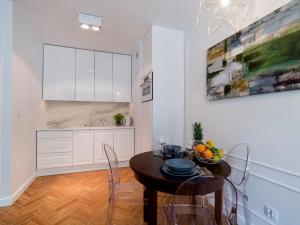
144, 187, 157, 225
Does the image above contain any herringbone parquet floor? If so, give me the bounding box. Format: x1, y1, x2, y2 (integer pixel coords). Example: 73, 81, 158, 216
0, 168, 170, 225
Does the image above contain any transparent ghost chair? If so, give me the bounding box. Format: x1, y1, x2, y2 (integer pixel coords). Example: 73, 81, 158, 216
163, 175, 223, 225
103, 143, 144, 225
225, 143, 251, 225
163, 175, 238, 225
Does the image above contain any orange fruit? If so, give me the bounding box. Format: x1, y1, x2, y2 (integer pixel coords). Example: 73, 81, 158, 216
194, 144, 206, 153
203, 149, 213, 159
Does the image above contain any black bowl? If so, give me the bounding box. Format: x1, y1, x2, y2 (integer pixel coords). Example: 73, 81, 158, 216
165, 145, 182, 151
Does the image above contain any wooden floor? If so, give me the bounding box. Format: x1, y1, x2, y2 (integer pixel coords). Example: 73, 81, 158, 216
0, 168, 169, 225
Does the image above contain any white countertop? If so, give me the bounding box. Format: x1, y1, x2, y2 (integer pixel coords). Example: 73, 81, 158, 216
37, 126, 134, 131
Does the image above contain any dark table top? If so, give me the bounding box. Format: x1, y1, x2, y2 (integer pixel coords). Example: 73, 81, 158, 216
129, 151, 231, 194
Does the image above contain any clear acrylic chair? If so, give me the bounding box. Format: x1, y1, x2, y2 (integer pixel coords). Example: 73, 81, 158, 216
164, 176, 238, 225
223, 178, 238, 225
225, 143, 251, 225
103, 143, 144, 225
163, 175, 224, 225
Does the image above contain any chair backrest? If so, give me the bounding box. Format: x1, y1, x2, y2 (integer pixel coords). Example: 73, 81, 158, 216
172, 175, 224, 206
223, 178, 238, 225
225, 143, 251, 187
168, 175, 223, 225
103, 143, 120, 187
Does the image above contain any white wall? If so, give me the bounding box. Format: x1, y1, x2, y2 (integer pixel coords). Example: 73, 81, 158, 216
0, 0, 13, 203
5, 0, 45, 200
186, 0, 299, 224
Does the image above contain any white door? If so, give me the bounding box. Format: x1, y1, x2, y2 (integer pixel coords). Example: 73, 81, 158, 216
76, 49, 95, 101
73, 131, 94, 165
114, 129, 134, 161
43, 45, 75, 100
94, 130, 113, 163
95, 52, 113, 102
113, 54, 132, 102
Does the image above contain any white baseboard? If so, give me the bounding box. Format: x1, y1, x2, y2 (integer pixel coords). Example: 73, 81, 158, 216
37, 161, 129, 176
0, 173, 37, 207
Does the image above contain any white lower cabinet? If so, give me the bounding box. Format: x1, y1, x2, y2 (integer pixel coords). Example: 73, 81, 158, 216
73, 131, 94, 166
37, 128, 134, 174
114, 129, 134, 161
94, 130, 114, 163
37, 131, 73, 169
37, 153, 73, 169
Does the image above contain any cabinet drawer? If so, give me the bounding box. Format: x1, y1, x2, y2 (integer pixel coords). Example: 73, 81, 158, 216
37, 138, 72, 154
37, 131, 73, 139
37, 153, 72, 169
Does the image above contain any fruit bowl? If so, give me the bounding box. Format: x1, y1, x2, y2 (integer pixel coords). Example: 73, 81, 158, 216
193, 141, 224, 165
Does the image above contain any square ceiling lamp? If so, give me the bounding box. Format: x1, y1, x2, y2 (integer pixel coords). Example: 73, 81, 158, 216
79, 13, 102, 32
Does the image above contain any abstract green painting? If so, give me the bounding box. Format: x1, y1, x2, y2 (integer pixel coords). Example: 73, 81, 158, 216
207, 0, 300, 100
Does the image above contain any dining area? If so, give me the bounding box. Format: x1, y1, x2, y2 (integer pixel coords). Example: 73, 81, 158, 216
104, 140, 251, 225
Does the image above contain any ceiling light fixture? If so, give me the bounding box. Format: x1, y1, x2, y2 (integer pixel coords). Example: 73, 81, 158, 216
91, 26, 100, 32
80, 24, 90, 30
79, 13, 102, 32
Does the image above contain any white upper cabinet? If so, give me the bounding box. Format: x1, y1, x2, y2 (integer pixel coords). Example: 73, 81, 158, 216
95, 52, 113, 102
114, 129, 134, 161
76, 49, 95, 101
43, 45, 131, 103
73, 131, 94, 165
43, 45, 75, 101
113, 54, 132, 102
94, 129, 114, 163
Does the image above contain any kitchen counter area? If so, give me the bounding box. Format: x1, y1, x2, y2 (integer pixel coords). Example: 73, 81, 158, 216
37, 126, 134, 131
36, 126, 135, 176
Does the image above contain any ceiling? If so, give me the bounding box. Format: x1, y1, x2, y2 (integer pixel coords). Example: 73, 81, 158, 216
14, 0, 199, 55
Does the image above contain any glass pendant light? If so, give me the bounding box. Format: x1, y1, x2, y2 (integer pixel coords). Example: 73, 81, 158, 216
196, 0, 224, 36
197, 0, 261, 35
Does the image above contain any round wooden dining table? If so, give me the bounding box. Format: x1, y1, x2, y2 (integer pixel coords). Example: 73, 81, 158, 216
129, 151, 231, 225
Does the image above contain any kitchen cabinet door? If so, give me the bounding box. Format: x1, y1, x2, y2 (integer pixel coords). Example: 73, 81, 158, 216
113, 129, 134, 161
73, 131, 94, 165
43, 45, 75, 100
113, 54, 132, 102
95, 52, 113, 102
94, 130, 113, 163
75, 49, 95, 101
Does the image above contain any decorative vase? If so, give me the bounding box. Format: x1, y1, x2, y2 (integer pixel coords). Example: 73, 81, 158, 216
116, 121, 122, 126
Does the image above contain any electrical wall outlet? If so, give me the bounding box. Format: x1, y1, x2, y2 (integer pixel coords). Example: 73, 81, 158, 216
264, 205, 278, 222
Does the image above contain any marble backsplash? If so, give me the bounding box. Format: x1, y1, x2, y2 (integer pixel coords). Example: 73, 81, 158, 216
45, 101, 130, 128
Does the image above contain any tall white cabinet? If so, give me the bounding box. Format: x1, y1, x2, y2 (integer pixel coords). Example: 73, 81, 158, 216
138, 26, 185, 151
113, 54, 132, 102
75, 49, 95, 101
43, 44, 131, 103
43, 45, 75, 101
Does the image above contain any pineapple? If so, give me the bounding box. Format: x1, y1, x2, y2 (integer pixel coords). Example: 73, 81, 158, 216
192, 122, 203, 145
